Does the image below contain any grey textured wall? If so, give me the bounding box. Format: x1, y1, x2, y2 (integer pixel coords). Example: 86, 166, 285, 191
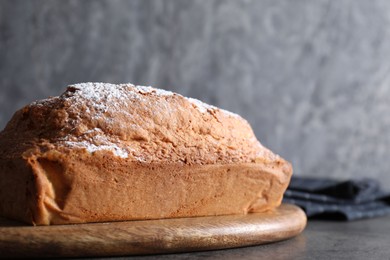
1, 0, 390, 186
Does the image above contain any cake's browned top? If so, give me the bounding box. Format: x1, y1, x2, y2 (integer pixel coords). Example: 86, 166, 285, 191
0, 83, 287, 167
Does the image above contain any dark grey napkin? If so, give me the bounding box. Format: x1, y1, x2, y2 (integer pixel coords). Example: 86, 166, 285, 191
283, 176, 390, 220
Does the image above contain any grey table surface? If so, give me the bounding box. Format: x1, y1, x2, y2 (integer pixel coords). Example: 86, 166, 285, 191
76, 215, 390, 260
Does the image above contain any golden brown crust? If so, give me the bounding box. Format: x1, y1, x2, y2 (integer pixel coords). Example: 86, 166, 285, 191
0, 83, 292, 225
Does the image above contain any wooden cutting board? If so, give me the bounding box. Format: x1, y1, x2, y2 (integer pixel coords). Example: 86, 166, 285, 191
0, 204, 306, 258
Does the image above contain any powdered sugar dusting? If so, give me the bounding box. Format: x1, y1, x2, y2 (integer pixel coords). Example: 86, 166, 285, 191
134, 85, 174, 96
65, 140, 129, 158
220, 108, 241, 118
68, 82, 239, 118
51, 82, 241, 159
186, 97, 241, 118
60, 128, 129, 158
70, 82, 130, 100
186, 97, 216, 113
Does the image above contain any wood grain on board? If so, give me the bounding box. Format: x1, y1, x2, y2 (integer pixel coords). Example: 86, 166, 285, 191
0, 204, 306, 258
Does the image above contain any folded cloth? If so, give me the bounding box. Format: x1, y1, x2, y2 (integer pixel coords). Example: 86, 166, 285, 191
283, 176, 390, 220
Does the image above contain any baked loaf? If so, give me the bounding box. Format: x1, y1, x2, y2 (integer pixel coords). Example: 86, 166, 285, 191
0, 83, 292, 225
